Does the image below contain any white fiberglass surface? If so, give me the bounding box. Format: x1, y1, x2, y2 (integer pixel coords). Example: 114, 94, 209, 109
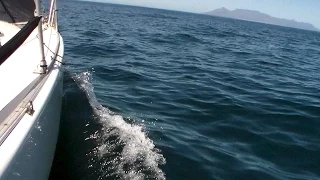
0, 23, 59, 112
0, 34, 64, 178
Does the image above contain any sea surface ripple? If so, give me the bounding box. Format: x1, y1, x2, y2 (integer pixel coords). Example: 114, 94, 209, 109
50, 1, 320, 180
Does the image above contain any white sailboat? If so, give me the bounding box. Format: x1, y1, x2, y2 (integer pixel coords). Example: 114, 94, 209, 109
0, 0, 64, 179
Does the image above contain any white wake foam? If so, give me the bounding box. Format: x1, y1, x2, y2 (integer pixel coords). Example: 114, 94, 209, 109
73, 70, 166, 180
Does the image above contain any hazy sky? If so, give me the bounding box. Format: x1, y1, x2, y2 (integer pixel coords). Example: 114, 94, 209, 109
90, 0, 320, 29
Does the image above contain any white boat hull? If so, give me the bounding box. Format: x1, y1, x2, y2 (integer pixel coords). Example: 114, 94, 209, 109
0, 0, 64, 178
0, 34, 64, 179
2, 74, 63, 180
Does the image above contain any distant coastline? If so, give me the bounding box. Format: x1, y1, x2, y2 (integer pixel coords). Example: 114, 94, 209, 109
206, 8, 318, 31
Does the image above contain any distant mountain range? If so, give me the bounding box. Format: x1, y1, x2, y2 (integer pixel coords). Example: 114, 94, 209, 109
206, 8, 318, 31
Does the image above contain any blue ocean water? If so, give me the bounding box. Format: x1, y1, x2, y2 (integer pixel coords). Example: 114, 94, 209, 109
49, 1, 320, 180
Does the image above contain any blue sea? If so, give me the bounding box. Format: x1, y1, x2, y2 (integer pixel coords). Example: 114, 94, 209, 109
49, 1, 320, 179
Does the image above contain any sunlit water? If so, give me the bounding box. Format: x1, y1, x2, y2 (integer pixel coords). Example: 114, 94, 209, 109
49, 1, 320, 180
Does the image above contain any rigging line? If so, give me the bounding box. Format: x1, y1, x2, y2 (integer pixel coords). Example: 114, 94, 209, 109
44, 27, 54, 57
34, 27, 53, 57
43, 42, 65, 65
21, 24, 50, 45
34, 31, 64, 65
0, 0, 15, 23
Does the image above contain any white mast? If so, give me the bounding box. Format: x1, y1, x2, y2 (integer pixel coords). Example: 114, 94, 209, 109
35, 0, 47, 74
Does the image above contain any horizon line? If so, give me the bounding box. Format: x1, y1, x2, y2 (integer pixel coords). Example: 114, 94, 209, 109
78, 0, 320, 30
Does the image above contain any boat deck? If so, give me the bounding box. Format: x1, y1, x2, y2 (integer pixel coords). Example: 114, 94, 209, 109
0, 21, 60, 139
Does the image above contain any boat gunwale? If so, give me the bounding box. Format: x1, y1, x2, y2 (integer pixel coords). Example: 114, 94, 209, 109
0, 30, 61, 146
